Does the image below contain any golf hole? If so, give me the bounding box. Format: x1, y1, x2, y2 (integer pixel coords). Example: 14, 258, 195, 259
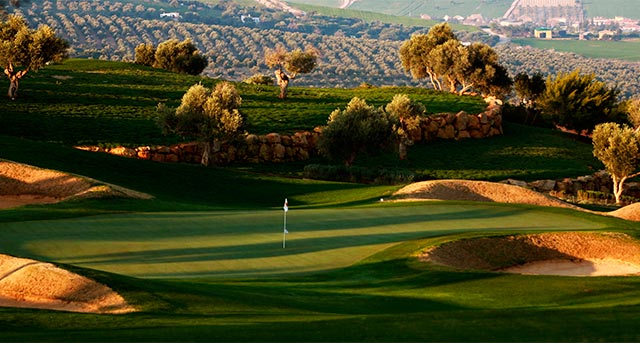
422, 232, 640, 276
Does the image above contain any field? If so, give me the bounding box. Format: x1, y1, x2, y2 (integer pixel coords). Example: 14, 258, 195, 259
288, 0, 640, 20
1, 59, 639, 341
511, 38, 640, 62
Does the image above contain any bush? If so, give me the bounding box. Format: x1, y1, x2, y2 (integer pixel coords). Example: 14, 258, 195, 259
243, 73, 274, 85
303, 164, 414, 185
316, 97, 396, 166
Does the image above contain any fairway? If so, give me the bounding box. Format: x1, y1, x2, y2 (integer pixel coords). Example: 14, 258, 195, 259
0, 203, 609, 278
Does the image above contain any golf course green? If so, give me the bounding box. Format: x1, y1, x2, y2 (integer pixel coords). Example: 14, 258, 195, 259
1, 59, 640, 342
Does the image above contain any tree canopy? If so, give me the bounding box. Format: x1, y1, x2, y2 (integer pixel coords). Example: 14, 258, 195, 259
538, 70, 622, 134
135, 39, 208, 76
399, 23, 510, 97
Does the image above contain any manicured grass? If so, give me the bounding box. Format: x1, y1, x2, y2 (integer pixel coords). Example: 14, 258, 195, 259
0, 202, 615, 278
512, 38, 640, 62
0, 209, 639, 341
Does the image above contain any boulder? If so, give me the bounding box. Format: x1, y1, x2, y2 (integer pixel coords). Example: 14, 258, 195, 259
265, 133, 281, 144
437, 125, 455, 140
454, 111, 469, 131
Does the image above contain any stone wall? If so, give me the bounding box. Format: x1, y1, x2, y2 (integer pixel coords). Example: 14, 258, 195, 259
503, 170, 640, 205
76, 106, 503, 165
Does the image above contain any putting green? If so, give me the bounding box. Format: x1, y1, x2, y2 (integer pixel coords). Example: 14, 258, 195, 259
0, 203, 607, 278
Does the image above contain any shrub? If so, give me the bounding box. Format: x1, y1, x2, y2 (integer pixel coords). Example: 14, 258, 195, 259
243, 73, 274, 85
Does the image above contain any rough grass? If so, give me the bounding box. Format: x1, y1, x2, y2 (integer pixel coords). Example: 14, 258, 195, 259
0, 59, 486, 146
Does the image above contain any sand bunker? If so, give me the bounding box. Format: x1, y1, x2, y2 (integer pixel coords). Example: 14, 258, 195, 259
0, 160, 152, 209
0, 254, 136, 313
393, 179, 640, 222
609, 202, 640, 221
393, 179, 581, 209
423, 232, 640, 276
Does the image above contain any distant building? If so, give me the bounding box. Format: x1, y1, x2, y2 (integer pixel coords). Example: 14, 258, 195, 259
534, 28, 553, 39
598, 30, 616, 40
160, 12, 180, 19
241, 15, 260, 24
503, 0, 584, 28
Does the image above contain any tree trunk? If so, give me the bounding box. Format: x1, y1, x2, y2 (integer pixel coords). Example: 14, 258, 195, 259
398, 141, 407, 160
4, 64, 28, 100
612, 175, 627, 205
201, 141, 212, 166
274, 69, 290, 99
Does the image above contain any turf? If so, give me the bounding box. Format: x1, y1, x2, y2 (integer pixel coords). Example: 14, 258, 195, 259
0, 202, 613, 279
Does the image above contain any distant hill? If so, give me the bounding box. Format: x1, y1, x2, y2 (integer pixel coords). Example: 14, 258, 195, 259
288, 0, 640, 21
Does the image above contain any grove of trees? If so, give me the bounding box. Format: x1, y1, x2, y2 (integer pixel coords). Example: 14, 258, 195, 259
399, 23, 511, 97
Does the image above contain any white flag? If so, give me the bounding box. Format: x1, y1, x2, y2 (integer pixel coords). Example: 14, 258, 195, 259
284, 228, 289, 234
283, 198, 288, 212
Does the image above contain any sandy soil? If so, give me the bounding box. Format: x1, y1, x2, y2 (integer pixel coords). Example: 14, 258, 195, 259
423, 232, 640, 276
0, 160, 152, 209
0, 254, 136, 313
393, 179, 582, 209
609, 202, 640, 221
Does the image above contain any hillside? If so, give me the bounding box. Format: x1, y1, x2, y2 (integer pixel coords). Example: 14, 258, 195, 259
7, 0, 639, 97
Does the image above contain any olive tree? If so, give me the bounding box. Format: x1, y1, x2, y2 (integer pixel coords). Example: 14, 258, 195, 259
265, 45, 318, 99
0, 14, 68, 99
592, 122, 640, 205
624, 97, 640, 132
317, 97, 395, 166
157, 82, 244, 166
384, 94, 425, 160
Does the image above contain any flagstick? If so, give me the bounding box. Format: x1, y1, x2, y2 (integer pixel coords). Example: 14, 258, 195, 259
282, 209, 287, 248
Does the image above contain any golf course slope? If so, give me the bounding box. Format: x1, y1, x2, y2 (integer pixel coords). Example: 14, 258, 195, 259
0, 160, 152, 208
0, 254, 135, 313
423, 232, 640, 276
